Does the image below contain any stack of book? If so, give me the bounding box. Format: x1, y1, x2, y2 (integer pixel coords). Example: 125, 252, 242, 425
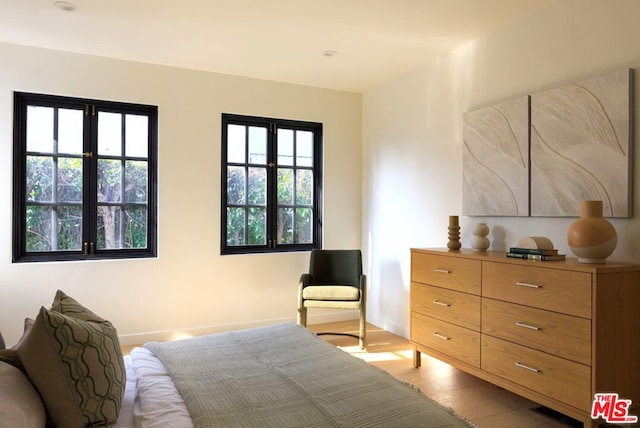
507, 247, 566, 261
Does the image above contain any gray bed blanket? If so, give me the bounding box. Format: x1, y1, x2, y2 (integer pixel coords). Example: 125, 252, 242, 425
144, 323, 474, 427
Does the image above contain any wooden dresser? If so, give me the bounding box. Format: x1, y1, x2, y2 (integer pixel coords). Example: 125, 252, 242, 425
410, 248, 640, 427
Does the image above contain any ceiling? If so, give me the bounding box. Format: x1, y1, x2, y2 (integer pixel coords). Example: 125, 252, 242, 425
0, 0, 555, 93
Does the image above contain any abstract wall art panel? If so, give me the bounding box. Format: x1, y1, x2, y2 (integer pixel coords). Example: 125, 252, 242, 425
462, 96, 530, 216
530, 69, 633, 217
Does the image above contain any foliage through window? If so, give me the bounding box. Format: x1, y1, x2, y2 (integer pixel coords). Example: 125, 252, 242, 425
222, 114, 322, 254
13, 92, 158, 262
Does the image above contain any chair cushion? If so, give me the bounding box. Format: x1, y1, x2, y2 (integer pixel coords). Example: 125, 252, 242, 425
303, 285, 360, 301
17, 290, 126, 428
303, 300, 362, 310
0, 361, 47, 428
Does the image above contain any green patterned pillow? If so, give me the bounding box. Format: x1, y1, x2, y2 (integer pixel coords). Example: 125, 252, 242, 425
17, 291, 125, 428
51, 289, 103, 322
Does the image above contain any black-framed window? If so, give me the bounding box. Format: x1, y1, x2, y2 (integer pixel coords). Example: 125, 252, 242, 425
13, 92, 158, 262
221, 114, 322, 254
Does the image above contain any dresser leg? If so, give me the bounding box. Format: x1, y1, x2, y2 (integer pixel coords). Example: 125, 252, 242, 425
413, 347, 421, 368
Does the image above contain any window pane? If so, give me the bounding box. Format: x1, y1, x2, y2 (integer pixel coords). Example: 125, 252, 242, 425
123, 206, 147, 248
248, 126, 267, 164
227, 166, 246, 205
248, 167, 266, 205
26, 205, 52, 251
277, 129, 294, 166
98, 112, 122, 156
277, 207, 293, 244
277, 168, 293, 204
58, 108, 83, 155
14, 92, 158, 261
125, 160, 148, 203
57, 157, 83, 203
26, 106, 54, 153
57, 206, 82, 250
125, 114, 148, 158
26, 155, 53, 202
295, 208, 313, 244
247, 207, 266, 245
227, 207, 245, 245
97, 206, 122, 249
296, 169, 313, 205
98, 159, 122, 203
296, 131, 313, 167
221, 114, 321, 255
227, 124, 246, 163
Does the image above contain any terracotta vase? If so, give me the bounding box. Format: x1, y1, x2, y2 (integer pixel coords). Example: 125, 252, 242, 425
567, 201, 617, 263
471, 223, 490, 251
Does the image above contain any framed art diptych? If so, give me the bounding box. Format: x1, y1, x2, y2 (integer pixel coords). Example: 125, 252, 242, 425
462, 68, 633, 218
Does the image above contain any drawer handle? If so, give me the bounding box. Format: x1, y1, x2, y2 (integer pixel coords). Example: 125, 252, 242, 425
434, 268, 451, 274
515, 281, 542, 289
515, 322, 541, 331
515, 362, 541, 373
433, 300, 451, 307
432, 332, 450, 340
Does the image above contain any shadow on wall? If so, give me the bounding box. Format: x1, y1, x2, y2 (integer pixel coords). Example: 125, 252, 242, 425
617, 222, 640, 262
373, 258, 406, 334
490, 226, 508, 251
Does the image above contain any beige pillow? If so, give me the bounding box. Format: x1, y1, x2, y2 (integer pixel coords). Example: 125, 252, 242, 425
17, 291, 126, 428
0, 361, 47, 428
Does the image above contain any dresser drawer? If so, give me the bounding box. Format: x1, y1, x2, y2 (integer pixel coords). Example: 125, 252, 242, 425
482, 298, 591, 366
412, 252, 481, 294
482, 262, 591, 318
411, 282, 480, 331
411, 312, 480, 367
482, 335, 591, 411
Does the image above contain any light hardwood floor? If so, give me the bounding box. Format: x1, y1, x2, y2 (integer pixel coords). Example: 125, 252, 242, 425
307, 321, 585, 428
308, 321, 581, 428
121, 320, 591, 427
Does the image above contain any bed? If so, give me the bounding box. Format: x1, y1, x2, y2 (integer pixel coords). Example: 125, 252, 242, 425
1, 291, 475, 427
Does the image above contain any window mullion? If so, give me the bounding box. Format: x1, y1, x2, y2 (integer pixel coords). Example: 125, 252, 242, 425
85, 104, 98, 253
50, 107, 60, 250
267, 123, 278, 249
292, 130, 298, 244
119, 113, 126, 249
243, 128, 249, 246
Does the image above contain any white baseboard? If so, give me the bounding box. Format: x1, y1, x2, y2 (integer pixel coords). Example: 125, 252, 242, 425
366, 315, 408, 339
117, 311, 359, 346
118, 317, 294, 346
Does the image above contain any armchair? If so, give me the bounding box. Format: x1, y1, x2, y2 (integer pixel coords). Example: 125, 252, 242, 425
297, 249, 366, 348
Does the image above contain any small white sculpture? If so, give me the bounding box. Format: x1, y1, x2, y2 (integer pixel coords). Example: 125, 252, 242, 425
471, 223, 490, 251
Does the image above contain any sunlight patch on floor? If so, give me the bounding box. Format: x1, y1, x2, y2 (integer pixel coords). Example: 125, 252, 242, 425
339, 347, 402, 362
395, 349, 414, 359
168, 331, 195, 341
336, 345, 414, 363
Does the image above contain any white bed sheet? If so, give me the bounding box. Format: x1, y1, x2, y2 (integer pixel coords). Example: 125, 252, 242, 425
114, 348, 193, 428
113, 355, 137, 428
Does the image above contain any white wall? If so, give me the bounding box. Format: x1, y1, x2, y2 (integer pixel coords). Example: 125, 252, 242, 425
0, 42, 362, 346
363, 0, 640, 337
